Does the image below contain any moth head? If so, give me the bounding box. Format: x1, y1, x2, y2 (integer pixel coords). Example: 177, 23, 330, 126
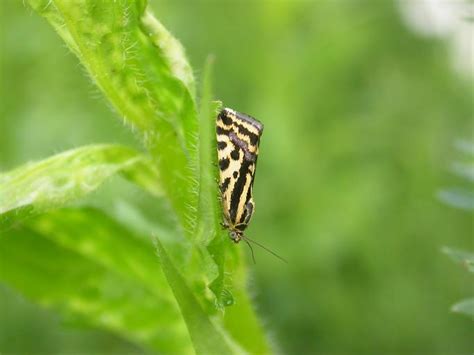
229, 230, 242, 243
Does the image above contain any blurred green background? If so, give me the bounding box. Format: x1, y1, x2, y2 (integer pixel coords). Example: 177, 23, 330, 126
1, 0, 472, 354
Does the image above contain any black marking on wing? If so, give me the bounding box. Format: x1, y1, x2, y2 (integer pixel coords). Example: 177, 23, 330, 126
216, 126, 231, 136
219, 110, 233, 125
239, 206, 248, 225
220, 177, 231, 193
237, 175, 256, 225
230, 148, 240, 160
217, 141, 227, 150
230, 161, 252, 223
235, 223, 247, 232
219, 158, 230, 171
243, 201, 254, 225
229, 131, 257, 163
233, 123, 260, 146
233, 171, 238, 178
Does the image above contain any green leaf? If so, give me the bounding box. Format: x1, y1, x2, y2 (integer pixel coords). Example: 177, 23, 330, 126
437, 189, 474, 211
27, 0, 199, 238
450, 162, 474, 182
0, 208, 194, 354
193, 59, 231, 309
10, 1, 273, 353
153, 236, 244, 355
442, 247, 474, 273
191, 60, 271, 354
193, 58, 227, 307
455, 139, 474, 156
195, 57, 221, 244
451, 298, 474, 318
443, 247, 474, 320
141, 10, 195, 97
0, 144, 161, 228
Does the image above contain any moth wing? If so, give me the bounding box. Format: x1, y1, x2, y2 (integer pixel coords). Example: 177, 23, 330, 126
216, 109, 263, 229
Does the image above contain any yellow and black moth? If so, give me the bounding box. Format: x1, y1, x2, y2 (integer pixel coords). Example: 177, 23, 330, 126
216, 107, 263, 244
216, 108, 287, 263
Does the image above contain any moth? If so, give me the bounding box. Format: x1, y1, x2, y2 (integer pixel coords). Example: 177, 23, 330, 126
216, 108, 286, 263
216, 107, 263, 243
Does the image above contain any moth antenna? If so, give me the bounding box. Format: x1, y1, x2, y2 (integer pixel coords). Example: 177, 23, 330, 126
242, 236, 288, 264
243, 238, 256, 264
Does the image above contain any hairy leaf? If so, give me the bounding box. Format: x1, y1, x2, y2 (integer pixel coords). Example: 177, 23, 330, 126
193, 59, 228, 307
154, 236, 243, 355
4, 1, 273, 353
196, 58, 221, 244
0, 208, 194, 353
27, 0, 199, 238
0, 144, 161, 228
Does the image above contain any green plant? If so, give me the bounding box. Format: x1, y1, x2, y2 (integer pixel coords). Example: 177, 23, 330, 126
439, 140, 474, 319
442, 247, 474, 318
0, 1, 269, 353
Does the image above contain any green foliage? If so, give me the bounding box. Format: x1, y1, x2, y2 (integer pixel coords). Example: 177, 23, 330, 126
443, 247, 474, 318
1, 209, 193, 354
0, 144, 161, 228
2, 0, 473, 354
438, 140, 474, 210
440, 141, 474, 320
154, 236, 243, 354
27, 0, 198, 235
0, 0, 268, 354
451, 299, 474, 317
